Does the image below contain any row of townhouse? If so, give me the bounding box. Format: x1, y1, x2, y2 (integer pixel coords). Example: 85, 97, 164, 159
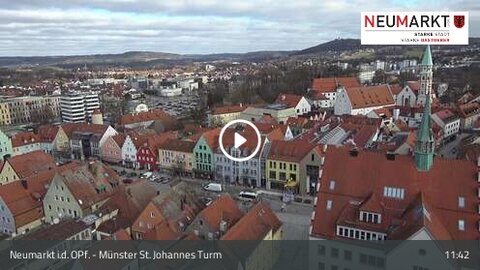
191, 124, 324, 196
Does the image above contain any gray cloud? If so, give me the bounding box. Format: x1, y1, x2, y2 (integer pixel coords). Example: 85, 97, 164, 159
0, 0, 478, 56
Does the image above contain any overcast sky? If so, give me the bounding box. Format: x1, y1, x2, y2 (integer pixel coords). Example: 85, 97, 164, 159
0, 0, 479, 56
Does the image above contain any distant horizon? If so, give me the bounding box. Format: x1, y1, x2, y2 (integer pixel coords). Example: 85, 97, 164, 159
1, 1, 479, 57
2, 37, 480, 58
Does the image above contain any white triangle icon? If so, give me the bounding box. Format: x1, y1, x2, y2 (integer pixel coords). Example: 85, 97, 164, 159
234, 132, 247, 148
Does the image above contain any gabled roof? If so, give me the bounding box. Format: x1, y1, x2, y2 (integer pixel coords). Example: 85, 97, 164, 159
267, 140, 317, 162
158, 138, 196, 153
311, 77, 361, 94
200, 128, 221, 150
111, 134, 127, 148
11, 132, 40, 147
36, 125, 60, 143
6, 150, 56, 179
311, 146, 479, 240
139, 131, 178, 155
57, 161, 122, 209
197, 194, 243, 232
0, 163, 76, 228
345, 84, 395, 109
97, 180, 157, 233
274, 93, 304, 108
405, 81, 421, 93
120, 109, 178, 130
221, 202, 281, 240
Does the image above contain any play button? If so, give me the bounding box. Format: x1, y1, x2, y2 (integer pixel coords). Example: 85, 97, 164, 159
234, 132, 247, 148
219, 119, 262, 162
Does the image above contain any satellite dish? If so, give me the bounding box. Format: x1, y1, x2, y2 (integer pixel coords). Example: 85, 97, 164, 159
135, 104, 149, 113
53, 218, 59, 224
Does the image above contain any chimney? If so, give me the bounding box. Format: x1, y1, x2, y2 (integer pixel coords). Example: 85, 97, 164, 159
21, 179, 28, 189
393, 108, 400, 121
386, 152, 396, 161
219, 220, 228, 233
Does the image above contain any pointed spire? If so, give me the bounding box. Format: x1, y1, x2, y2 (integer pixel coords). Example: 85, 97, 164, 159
417, 92, 431, 142
421, 45, 433, 66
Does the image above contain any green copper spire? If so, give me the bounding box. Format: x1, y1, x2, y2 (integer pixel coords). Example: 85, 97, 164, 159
421, 45, 433, 66
415, 46, 435, 172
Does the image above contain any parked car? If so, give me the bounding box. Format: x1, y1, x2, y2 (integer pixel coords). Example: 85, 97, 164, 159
238, 190, 258, 202
203, 183, 223, 192
128, 172, 137, 177
202, 197, 213, 206
120, 170, 127, 176
140, 172, 153, 179
123, 178, 134, 184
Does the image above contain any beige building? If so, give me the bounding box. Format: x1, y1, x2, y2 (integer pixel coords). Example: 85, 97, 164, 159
158, 138, 196, 173
240, 104, 297, 124
0, 95, 61, 125
0, 150, 56, 185
207, 104, 246, 127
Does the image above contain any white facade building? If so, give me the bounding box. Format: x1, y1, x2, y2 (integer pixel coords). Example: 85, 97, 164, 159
60, 92, 100, 123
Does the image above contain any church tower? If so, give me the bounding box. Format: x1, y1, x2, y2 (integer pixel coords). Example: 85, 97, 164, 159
415, 46, 435, 172
416, 45, 433, 106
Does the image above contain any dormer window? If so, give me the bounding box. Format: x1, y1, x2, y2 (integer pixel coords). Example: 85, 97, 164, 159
360, 211, 381, 224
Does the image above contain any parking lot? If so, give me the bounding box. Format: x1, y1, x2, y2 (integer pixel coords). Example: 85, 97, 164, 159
108, 164, 313, 240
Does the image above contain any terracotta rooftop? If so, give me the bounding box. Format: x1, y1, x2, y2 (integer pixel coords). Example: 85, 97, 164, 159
197, 194, 243, 232
211, 104, 246, 115
6, 150, 56, 179
120, 109, 178, 130
111, 134, 127, 148
274, 93, 303, 108
158, 138, 196, 153
0, 165, 74, 228
56, 161, 122, 209
311, 77, 361, 94
457, 102, 480, 118
311, 146, 479, 240
221, 202, 281, 240
406, 81, 421, 93
36, 125, 59, 143
345, 85, 395, 109
11, 132, 40, 147
268, 140, 318, 162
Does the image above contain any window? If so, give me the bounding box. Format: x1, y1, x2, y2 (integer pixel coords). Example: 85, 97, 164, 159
458, 220, 465, 231
329, 180, 335, 190
150, 212, 155, 218
279, 172, 286, 180
330, 247, 339, 258
317, 245, 325, 256
344, 250, 352, 261
269, 171, 276, 179
326, 200, 332, 210
458, 197, 465, 208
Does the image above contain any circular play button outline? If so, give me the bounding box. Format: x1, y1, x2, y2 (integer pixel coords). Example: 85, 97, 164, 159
219, 119, 262, 162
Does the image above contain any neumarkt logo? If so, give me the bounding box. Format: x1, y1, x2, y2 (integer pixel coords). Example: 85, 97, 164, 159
364, 14, 451, 28
360, 11, 469, 45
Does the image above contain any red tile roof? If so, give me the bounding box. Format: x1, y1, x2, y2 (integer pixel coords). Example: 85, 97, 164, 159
345, 85, 395, 109
11, 132, 40, 147
268, 140, 318, 162
311, 146, 479, 240
58, 161, 122, 209
311, 77, 361, 94
6, 150, 56, 179
457, 102, 480, 118
275, 93, 303, 108
158, 138, 196, 153
211, 104, 246, 115
406, 81, 421, 93
197, 194, 243, 232
120, 109, 178, 130
221, 202, 281, 240
36, 125, 59, 143
389, 84, 403, 95
111, 134, 127, 148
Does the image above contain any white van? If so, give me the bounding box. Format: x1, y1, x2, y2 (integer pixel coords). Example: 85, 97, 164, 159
141, 172, 153, 179
238, 191, 258, 201
203, 183, 223, 192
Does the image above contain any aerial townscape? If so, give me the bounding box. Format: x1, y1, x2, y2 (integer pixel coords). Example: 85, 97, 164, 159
1, 2, 480, 269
